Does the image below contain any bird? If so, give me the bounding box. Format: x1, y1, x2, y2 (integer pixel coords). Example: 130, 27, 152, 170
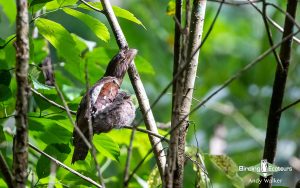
72, 48, 137, 164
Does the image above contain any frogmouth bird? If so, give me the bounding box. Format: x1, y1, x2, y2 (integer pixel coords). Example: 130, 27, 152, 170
72, 48, 137, 164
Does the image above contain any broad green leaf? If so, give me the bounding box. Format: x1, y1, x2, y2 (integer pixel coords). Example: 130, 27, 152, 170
0, 70, 11, 86
36, 144, 71, 179
135, 56, 155, 75
0, 0, 16, 24
208, 155, 244, 188
31, 38, 49, 63
78, 3, 145, 28
166, 0, 175, 16
32, 88, 57, 111
112, 6, 145, 28
0, 85, 12, 102
30, 0, 53, 7
29, 116, 72, 145
94, 134, 120, 161
46, 0, 77, 10
35, 18, 82, 65
63, 8, 110, 42
57, 0, 77, 6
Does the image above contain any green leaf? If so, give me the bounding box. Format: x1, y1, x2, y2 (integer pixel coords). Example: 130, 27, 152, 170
0, 85, 12, 102
166, 0, 175, 16
35, 18, 82, 65
135, 55, 155, 75
36, 144, 71, 179
94, 134, 120, 161
0, 70, 11, 86
30, 0, 53, 7
112, 6, 145, 28
0, 0, 16, 24
31, 76, 54, 90
32, 88, 57, 111
63, 8, 110, 42
78, 3, 145, 28
29, 116, 72, 145
45, 0, 77, 10
208, 155, 244, 188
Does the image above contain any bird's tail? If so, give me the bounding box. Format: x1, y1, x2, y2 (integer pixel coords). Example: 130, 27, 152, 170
71, 131, 90, 164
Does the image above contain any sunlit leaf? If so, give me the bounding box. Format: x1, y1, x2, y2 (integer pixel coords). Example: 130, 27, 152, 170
35, 18, 82, 65
135, 55, 155, 75
30, 0, 53, 7
78, 2, 145, 28
29, 116, 72, 145
166, 0, 175, 16
0, 0, 16, 24
63, 8, 110, 42
94, 134, 120, 161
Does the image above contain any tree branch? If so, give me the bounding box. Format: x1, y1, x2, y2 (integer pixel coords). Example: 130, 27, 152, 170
260, 1, 298, 187
13, 0, 30, 186
99, 0, 166, 181
166, 0, 207, 186
28, 143, 102, 188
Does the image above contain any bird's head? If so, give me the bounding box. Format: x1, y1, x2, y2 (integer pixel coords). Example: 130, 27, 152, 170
104, 48, 137, 79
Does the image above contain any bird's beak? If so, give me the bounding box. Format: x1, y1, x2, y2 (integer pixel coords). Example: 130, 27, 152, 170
125, 49, 138, 63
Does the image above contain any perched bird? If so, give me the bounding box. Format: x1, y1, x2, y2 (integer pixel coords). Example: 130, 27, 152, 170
72, 48, 137, 164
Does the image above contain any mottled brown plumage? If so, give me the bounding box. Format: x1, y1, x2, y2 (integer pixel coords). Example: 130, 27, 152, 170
72, 48, 137, 164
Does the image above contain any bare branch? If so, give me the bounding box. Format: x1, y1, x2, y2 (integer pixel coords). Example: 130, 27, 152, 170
100, 0, 166, 180
84, 62, 105, 187
54, 83, 92, 152
123, 128, 135, 187
260, 1, 298, 186
279, 98, 300, 113
28, 143, 102, 188
14, 0, 30, 186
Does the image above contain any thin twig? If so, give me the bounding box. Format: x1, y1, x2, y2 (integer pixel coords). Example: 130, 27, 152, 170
78, 0, 104, 13
84, 61, 105, 187
54, 83, 92, 151
0, 152, 14, 188
279, 98, 300, 113
100, 0, 166, 179
208, 0, 262, 6
28, 143, 102, 188
123, 126, 169, 142
30, 88, 76, 115
267, 17, 300, 45
123, 127, 136, 187
248, 0, 283, 70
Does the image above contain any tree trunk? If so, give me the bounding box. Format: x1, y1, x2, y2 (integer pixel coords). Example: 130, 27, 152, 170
166, 0, 207, 187
259, 0, 298, 187
13, 0, 30, 187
